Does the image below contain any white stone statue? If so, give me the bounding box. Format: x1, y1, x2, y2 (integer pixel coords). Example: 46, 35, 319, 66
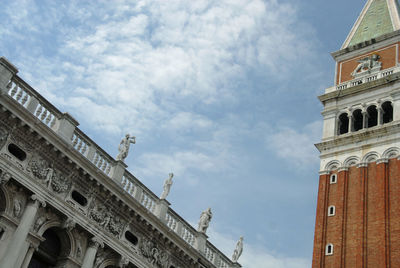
351, 54, 381, 77
232, 236, 244, 262
116, 134, 136, 162
160, 173, 173, 200
44, 166, 54, 188
198, 208, 212, 234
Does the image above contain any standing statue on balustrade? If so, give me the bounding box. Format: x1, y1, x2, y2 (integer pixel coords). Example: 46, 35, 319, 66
232, 236, 244, 262
160, 173, 174, 200
116, 134, 136, 162
198, 208, 212, 234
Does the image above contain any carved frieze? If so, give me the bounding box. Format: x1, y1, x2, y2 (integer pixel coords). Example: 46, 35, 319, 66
28, 156, 71, 194
139, 238, 170, 268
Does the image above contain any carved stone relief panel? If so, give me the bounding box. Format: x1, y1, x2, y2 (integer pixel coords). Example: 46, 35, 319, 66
139, 238, 171, 268
8, 184, 26, 220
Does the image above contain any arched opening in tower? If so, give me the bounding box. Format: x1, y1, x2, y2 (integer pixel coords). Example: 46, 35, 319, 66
338, 113, 349, 135
367, 105, 378, 128
382, 101, 393, 124
352, 109, 363, 131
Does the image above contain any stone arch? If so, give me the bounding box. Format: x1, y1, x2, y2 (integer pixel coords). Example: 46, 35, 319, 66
337, 113, 349, 135
37, 220, 75, 258
362, 151, 380, 163
382, 147, 400, 159
0, 185, 10, 214
325, 160, 341, 172
98, 258, 120, 268
343, 156, 360, 167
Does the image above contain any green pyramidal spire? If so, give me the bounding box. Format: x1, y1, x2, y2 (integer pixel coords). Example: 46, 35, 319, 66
342, 0, 400, 48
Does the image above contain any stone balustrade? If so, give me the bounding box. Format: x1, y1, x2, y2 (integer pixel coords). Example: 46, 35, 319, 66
325, 66, 400, 93
1, 62, 240, 268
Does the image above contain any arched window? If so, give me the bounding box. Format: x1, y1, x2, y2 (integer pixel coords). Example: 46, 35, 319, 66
29, 228, 62, 267
382, 101, 393, 124
328, 206, 336, 216
330, 174, 337, 184
325, 244, 334, 255
352, 109, 363, 131
338, 113, 349, 135
367, 105, 378, 128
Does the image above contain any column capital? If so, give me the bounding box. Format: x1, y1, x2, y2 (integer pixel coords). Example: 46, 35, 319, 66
30, 194, 46, 208
89, 237, 104, 250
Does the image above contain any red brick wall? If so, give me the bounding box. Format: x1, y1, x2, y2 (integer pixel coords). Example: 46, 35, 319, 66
312, 158, 400, 267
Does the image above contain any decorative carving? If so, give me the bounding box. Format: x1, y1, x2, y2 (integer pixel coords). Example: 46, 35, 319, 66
160, 173, 173, 200
61, 218, 76, 231
198, 208, 212, 234
232, 236, 244, 262
88, 199, 125, 237
0, 128, 8, 149
351, 54, 382, 77
0, 172, 11, 185
116, 134, 136, 162
89, 236, 104, 250
31, 194, 46, 208
139, 239, 170, 268
13, 197, 22, 218
28, 157, 71, 194
119, 256, 130, 268
34, 214, 48, 232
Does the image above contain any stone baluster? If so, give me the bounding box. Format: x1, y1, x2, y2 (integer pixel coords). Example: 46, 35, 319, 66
0, 194, 46, 268
81, 237, 104, 268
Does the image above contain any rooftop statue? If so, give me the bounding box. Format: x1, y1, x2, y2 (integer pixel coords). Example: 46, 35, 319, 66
116, 134, 136, 162
198, 208, 212, 234
232, 236, 244, 262
160, 173, 174, 200
351, 54, 381, 77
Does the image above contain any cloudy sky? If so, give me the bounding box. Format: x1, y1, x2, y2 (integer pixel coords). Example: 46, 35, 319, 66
0, 0, 368, 267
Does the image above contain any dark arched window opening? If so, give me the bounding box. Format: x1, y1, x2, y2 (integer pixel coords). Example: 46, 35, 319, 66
382, 101, 393, 124
352, 109, 363, 131
367, 105, 378, 128
71, 190, 88, 206
338, 113, 349, 135
8, 144, 27, 161
125, 231, 138, 246
28, 228, 61, 268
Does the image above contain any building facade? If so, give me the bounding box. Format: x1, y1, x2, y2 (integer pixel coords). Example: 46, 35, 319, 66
0, 57, 241, 268
313, 0, 400, 267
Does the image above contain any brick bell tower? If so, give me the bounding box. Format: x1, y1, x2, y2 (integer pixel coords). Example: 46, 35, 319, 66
312, 0, 400, 267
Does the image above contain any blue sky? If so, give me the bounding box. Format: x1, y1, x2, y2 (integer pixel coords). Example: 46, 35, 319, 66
0, 0, 367, 267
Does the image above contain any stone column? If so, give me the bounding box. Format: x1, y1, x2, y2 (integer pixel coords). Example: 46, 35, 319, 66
20, 243, 38, 268
348, 114, 353, 133
0, 194, 45, 268
81, 237, 104, 268
362, 111, 368, 129
378, 106, 383, 125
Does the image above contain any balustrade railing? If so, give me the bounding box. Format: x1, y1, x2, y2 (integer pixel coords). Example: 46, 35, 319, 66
6, 77, 60, 130
335, 66, 400, 91
1, 71, 237, 268
181, 223, 196, 246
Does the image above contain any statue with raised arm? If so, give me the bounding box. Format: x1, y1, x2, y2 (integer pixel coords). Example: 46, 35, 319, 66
160, 173, 174, 200
116, 134, 136, 161
232, 236, 244, 262
198, 208, 212, 234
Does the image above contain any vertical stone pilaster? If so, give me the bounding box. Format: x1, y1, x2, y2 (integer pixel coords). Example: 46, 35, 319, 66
155, 199, 170, 224
81, 237, 104, 268
111, 160, 127, 185
195, 232, 208, 254
0, 194, 45, 268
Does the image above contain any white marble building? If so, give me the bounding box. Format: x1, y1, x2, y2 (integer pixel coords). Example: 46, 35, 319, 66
0, 57, 241, 268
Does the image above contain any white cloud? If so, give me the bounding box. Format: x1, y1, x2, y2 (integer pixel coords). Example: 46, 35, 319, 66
267, 121, 322, 167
